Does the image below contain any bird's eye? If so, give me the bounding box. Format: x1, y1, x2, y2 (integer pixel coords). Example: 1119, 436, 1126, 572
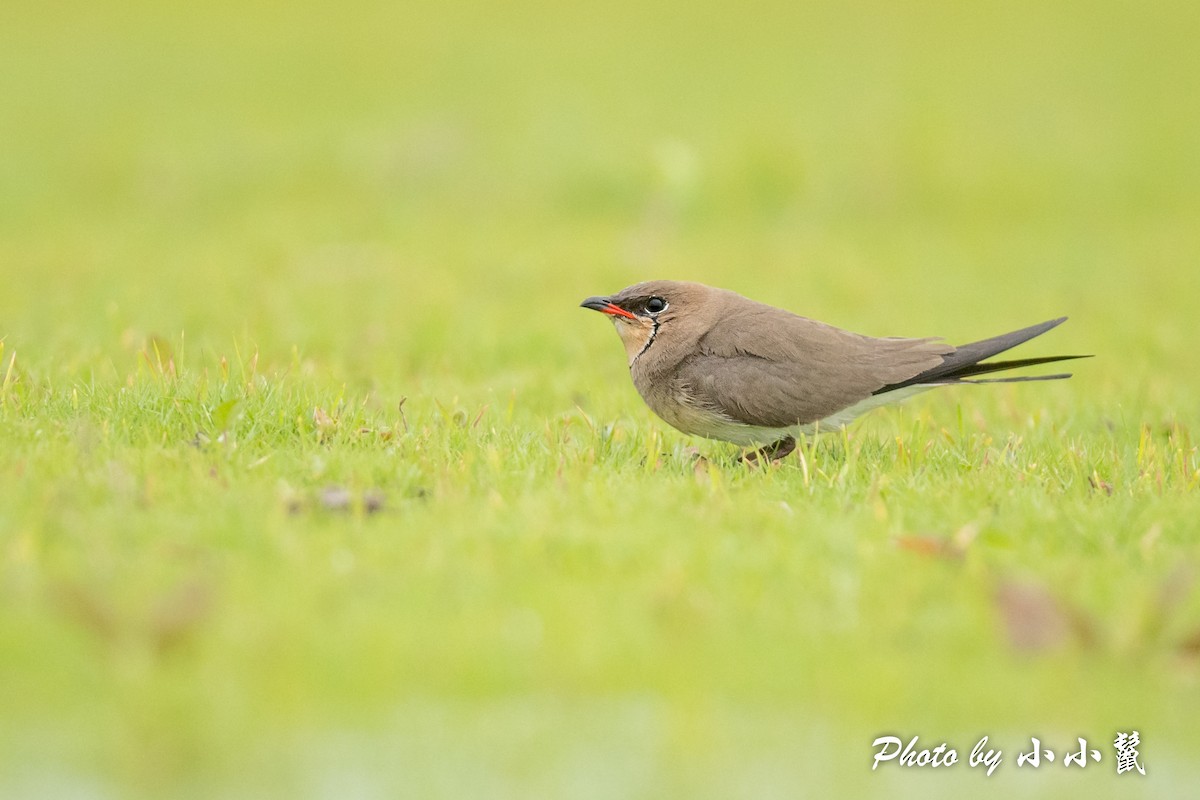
645, 296, 667, 314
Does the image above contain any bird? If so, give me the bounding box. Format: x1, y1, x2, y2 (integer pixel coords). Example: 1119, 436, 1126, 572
580, 280, 1088, 462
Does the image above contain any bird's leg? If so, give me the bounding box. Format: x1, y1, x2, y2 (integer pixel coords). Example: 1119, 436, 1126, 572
742, 436, 797, 465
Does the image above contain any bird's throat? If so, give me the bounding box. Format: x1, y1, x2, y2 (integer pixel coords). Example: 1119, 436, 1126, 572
613, 317, 659, 365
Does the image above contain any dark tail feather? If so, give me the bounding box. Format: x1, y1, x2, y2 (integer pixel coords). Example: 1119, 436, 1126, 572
875, 317, 1090, 394
923, 354, 1090, 381
954, 373, 1075, 384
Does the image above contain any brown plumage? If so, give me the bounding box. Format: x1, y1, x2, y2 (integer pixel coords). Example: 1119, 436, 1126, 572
581, 280, 1087, 461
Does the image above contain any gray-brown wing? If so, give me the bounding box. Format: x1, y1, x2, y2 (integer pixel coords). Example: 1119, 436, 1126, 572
675, 309, 951, 428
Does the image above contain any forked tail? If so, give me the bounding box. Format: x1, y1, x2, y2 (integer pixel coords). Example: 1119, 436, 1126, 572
874, 317, 1090, 395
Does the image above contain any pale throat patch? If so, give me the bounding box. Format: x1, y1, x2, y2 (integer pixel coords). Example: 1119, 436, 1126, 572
611, 317, 656, 364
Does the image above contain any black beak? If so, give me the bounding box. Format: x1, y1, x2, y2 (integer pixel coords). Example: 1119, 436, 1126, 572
580, 296, 612, 312
580, 295, 637, 320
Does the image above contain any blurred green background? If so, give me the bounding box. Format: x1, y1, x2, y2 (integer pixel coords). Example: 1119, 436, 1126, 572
1, 0, 1198, 797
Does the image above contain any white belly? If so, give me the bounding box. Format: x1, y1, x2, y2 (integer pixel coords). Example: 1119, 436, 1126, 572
666, 385, 933, 446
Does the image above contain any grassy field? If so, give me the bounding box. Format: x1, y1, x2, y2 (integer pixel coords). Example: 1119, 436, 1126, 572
2, 0, 1199, 796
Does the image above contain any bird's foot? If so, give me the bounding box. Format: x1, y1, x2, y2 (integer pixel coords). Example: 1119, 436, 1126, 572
742, 436, 797, 465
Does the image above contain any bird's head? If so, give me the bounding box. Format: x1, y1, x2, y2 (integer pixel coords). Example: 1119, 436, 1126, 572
580, 280, 716, 365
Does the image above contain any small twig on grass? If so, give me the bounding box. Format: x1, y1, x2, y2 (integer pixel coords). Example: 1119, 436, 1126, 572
397, 396, 409, 433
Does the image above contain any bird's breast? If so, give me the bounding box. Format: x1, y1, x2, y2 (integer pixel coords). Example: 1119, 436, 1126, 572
630, 367, 775, 445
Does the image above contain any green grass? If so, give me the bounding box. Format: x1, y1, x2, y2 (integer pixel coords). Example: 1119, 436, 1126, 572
2, 0, 1199, 796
